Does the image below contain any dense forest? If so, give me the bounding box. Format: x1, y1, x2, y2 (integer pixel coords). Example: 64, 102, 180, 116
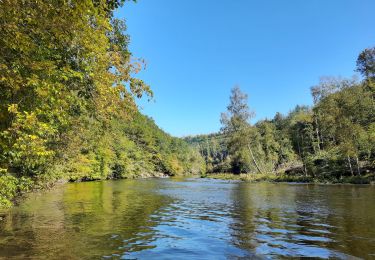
0, 0, 204, 207
186, 47, 375, 182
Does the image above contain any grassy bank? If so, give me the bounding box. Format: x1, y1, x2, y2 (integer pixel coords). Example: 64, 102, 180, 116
203, 172, 375, 184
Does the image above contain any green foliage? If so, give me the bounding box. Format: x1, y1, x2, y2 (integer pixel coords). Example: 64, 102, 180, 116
0, 169, 33, 208
357, 47, 375, 79
0, 0, 204, 208
184, 133, 230, 173
54, 112, 205, 181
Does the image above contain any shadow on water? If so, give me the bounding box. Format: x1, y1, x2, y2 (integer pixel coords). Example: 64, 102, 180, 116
0, 178, 374, 259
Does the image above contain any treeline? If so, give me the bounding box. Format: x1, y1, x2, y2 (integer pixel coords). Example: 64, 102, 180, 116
186, 47, 375, 182
0, 0, 203, 207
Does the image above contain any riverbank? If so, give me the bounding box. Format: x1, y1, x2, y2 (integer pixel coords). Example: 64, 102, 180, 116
203, 172, 375, 184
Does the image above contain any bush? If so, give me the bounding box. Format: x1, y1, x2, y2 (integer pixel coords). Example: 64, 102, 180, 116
0, 169, 34, 208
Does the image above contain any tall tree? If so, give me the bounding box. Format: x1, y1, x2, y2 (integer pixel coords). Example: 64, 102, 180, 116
220, 86, 262, 174
356, 47, 375, 79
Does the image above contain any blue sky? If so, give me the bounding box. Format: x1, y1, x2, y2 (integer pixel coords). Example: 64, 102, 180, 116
116, 0, 375, 137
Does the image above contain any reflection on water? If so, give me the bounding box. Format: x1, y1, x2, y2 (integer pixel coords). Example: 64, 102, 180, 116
230, 183, 375, 259
0, 178, 374, 259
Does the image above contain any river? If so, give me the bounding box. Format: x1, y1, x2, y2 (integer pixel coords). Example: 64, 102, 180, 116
0, 178, 374, 259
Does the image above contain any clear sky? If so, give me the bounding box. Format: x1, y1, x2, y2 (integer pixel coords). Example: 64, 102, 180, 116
116, 0, 375, 137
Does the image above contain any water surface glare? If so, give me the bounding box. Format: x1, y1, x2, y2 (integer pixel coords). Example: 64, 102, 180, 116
0, 178, 374, 259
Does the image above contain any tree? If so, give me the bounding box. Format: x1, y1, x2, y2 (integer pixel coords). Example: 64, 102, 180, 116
220, 86, 262, 174
356, 47, 375, 79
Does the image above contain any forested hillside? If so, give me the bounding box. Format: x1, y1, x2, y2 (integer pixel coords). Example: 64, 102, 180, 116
186, 47, 375, 182
0, 0, 203, 207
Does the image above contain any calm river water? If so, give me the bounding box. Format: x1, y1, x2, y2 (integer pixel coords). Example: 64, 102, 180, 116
0, 178, 374, 259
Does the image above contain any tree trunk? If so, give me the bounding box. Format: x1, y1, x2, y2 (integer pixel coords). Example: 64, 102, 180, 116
304, 164, 308, 177
247, 144, 262, 174
297, 135, 302, 158
297, 135, 307, 176
356, 157, 361, 176
314, 116, 321, 151
347, 156, 353, 176
300, 132, 308, 176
